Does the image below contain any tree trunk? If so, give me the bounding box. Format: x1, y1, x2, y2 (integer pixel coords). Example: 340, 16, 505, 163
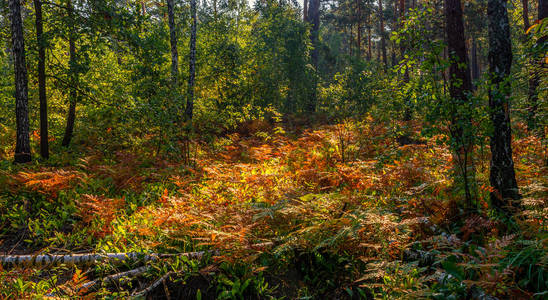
392, 0, 398, 67
307, 0, 320, 112
9, 0, 32, 163
488, 0, 520, 212
62, 0, 78, 147
526, 0, 547, 129
350, 24, 354, 56
34, 0, 49, 159
167, 0, 179, 88
357, 0, 361, 56
445, 0, 476, 207
470, 36, 479, 87
377, 40, 381, 61
303, 0, 308, 22
367, 13, 372, 60
378, 0, 387, 69
185, 0, 197, 120
522, 0, 530, 31
141, 0, 147, 16
399, 0, 412, 121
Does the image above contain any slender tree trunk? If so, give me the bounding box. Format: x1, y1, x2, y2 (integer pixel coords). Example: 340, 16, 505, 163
303, 0, 308, 22
392, 0, 398, 66
9, 0, 31, 163
167, 0, 179, 88
377, 40, 381, 61
34, 0, 49, 159
62, 0, 78, 147
526, 0, 547, 129
399, 0, 405, 33
522, 0, 530, 31
367, 13, 372, 60
488, 0, 520, 212
378, 0, 387, 69
349, 24, 354, 56
141, 0, 147, 16
185, 0, 197, 120
471, 36, 479, 87
307, 0, 320, 112
357, 0, 361, 56
399, 0, 412, 121
445, 0, 476, 207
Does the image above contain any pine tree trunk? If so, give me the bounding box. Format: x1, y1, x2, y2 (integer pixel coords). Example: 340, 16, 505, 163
141, 0, 147, 16
9, 0, 31, 163
445, 0, 476, 207
367, 13, 372, 60
307, 0, 320, 112
357, 0, 361, 56
487, 0, 520, 211
471, 36, 479, 87
526, 0, 547, 129
34, 0, 49, 159
377, 40, 381, 61
167, 0, 179, 88
185, 0, 197, 120
62, 0, 78, 147
392, 0, 398, 66
303, 0, 308, 22
399, 0, 412, 121
350, 24, 354, 56
522, 0, 530, 31
378, 0, 387, 69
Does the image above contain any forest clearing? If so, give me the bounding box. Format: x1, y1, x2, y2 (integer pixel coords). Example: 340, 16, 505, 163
0, 0, 547, 298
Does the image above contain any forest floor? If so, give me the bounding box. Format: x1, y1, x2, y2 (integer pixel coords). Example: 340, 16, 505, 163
0, 116, 546, 299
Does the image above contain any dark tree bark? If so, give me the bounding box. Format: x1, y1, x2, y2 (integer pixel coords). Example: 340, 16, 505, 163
445, 0, 476, 206
185, 0, 197, 120
378, 0, 387, 69
522, 0, 530, 31
34, 0, 49, 159
9, 0, 32, 163
167, 0, 179, 88
541, 0, 548, 22
526, 0, 547, 129
307, 0, 320, 112
488, 0, 521, 211
391, 0, 398, 66
356, 0, 362, 56
62, 0, 79, 147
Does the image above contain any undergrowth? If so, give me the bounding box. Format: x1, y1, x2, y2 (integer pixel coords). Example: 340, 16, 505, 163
0, 116, 546, 299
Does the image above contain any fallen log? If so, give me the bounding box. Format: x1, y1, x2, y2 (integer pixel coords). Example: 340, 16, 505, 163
0, 250, 216, 267
79, 265, 151, 292
131, 271, 175, 297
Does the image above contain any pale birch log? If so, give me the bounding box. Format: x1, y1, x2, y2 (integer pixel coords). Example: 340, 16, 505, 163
0, 251, 215, 266
79, 265, 151, 291
131, 271, 175, 297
